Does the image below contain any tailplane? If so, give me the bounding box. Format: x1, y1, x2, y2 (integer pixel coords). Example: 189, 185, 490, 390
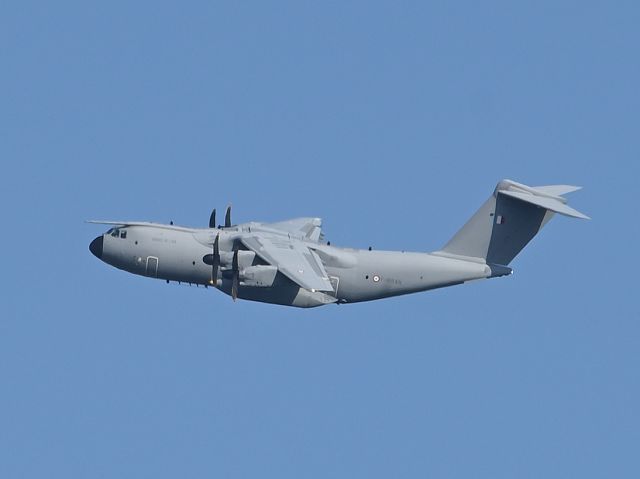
436, 179, 588, 267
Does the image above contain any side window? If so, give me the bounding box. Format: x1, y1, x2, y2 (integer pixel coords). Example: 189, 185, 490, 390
111, 228, 119, 237
120, 231, 127, 239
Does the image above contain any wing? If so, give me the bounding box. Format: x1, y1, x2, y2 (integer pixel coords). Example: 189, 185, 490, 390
86, 220, 195, 232
265, 217, 324, 242
86, 220, 152, 226
241, 235, 333, 292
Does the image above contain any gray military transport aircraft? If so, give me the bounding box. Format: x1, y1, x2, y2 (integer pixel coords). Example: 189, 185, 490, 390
88, 179, 588, 308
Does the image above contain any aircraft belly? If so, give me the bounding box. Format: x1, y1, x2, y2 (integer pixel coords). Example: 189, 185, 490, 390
217, 272, 336, 308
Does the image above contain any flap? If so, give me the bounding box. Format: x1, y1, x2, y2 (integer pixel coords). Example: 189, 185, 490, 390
241, 235, 334, 292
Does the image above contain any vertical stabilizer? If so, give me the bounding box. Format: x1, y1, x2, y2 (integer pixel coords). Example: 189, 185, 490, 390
436, 180, 588, 265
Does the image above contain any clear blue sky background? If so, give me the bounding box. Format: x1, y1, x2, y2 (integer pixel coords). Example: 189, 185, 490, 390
1, 1, 638, 477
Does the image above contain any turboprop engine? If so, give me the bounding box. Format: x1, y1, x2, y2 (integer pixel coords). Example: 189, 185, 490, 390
240, 265, 278, 288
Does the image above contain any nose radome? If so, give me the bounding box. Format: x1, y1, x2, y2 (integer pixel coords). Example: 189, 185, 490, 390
89, 235, 103, 259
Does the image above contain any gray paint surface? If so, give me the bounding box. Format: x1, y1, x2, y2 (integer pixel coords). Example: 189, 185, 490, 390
487, 193, 547, 266
88, 180, 587, 308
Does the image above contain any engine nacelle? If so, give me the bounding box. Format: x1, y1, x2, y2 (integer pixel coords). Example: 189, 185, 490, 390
203, 250, 256, 269
234, 250, 256, 270
241, 265, 278, 287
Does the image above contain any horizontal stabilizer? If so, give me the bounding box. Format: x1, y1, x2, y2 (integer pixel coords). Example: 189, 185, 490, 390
532, 185, 582, 196
499, 190, 590, 219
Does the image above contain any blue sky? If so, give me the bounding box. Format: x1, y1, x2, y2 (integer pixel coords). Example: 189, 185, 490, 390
1, 1, 638, 477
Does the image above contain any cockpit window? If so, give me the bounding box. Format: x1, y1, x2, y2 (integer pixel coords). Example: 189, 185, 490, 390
106, 227, 127, 238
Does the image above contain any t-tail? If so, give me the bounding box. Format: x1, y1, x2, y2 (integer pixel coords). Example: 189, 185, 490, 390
435, 179, 589, 276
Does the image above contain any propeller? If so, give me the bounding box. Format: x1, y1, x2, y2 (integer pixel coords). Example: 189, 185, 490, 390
209, 208, 216, 228
231, 245, 239, 301
225, 205, 232, 228
210, 233, 220, 286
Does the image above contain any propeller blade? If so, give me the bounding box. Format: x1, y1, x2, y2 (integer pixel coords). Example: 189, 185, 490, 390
211, 233, 220, 285
225, 205, 232, 228
209, 208, 216, 228
231, 246, 239, 301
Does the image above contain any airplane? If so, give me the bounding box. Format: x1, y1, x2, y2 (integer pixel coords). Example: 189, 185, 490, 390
88, 179, 588, 308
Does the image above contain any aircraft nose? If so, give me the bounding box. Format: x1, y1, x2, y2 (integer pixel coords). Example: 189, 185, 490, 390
89, 235, 103, 259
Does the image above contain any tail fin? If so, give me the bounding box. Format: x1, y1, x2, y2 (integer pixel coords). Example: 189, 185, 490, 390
436, 179, 589, 266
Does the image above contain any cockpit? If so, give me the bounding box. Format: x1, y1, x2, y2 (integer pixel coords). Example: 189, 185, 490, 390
106, 227, 127, 239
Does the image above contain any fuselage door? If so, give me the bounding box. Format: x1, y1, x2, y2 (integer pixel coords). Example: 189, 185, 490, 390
146, 256, 159, 277
328, 276, 339, 297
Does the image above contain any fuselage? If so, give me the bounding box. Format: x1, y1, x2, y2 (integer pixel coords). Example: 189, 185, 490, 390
89, 222, 493, 308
